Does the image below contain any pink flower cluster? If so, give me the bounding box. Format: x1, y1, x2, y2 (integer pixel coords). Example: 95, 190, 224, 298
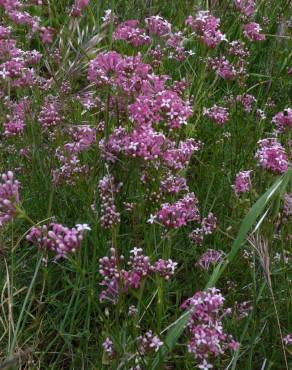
181, 288, 239, 369
4, 97, 30, 137
130, 89, 193, 129
197, 249, 224, 271
64, 125, 96, 154
283, 334, 292, 346
137, 330, 163, 354
102, 337, 115, 357
39, 96, 63, 129
283, 193, 292, 217
243, 22, 265, 42
51, 125, 96, 184
98, 175, 122, 229
113, 20, 151, 47
52, 148, 88, 185
26, 223, 90, 259
189, 212, 217, 245
255, 138, 289, 174
0, 171, 20, 227
156, 192, 200, 229
99, 247, 177, 303
186, 11, 226, 48
145, 16, 171, 37
236, 94, 256, 112
208, 57, 237, 80
235, 0, 256, 17
162, 138, 201, 170
232, 170, 252, 195
160, 174, 189, 195
71, 0, 89, 17
203, 105, 229, 126
88, 51, 152, 93
272, 108, 292, 132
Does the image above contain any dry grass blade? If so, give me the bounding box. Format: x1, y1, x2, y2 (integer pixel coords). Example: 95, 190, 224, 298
248, 234, 289, 370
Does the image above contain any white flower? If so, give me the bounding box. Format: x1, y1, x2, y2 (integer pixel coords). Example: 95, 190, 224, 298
147, 214, 157, 224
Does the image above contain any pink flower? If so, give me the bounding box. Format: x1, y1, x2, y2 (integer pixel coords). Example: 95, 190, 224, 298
272, 108, 292, 132
137, 330, 163, 354
232, 170, 252, 195
283, 334, 292, 346
255, 138, 289, 174
27, 223, 90, 259
0, 171, 20, 226
40, 27, 55, 44
39, 96, 62, 129
113, 20, 151, 47
197, 249, 224, 271
283, 193, 292, 217
186, 11, 226, 48
71, 0, 89, 17
156, 192, 200, 229
153, 259, 178, 279
243, 22, 265, 41
235, 0, 256, 17
99, 247, 176, 303
145, 15, 171, 37
236, 94, 256, 112
181, 288, 238, 369
98, 175, 122, 229
208, 57, 237, 80
203, 105, 229, 125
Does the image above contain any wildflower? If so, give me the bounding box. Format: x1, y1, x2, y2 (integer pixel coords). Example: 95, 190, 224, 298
203, 105, 229, 126
189, 212, 217, 245
52, 148, 88, 185
113, 20, 151, 47
26, 223, 90, 259
243, 22, 265, 42
128, 305, 138, 316
232, 170, 252, 195
236, 94, 256, 112
197, 249, 224, 271
181, 288, 238, 369
234, 301, 253, 320
4, 98, 30, 137
156, 193, 200, 229
101, 9, 115, 24
160, 175, 189, 194
71, 0, 89, 17
255, 138, 289, 174
40, 27, 55, 44
145, 15, 171, 37
272, 108, 292, 132
39, 96, 62, 129
283, 334, 292, 346
163, 138, 201, 170
208, 57, 237, 80
153, 259, 178, 279
98, 175, 122, 229
64, 126, 96, 154
186, 11, 226, 48
0, 171, 20, 226
234, 0, 256, 17
228, 40, 249, 58
166, 31, 187, 61
137, 330, 163, 354
102, 337, 115, 357
99, 248, 176, 303
283, 193, 292, 217
147, 214, 157, 224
